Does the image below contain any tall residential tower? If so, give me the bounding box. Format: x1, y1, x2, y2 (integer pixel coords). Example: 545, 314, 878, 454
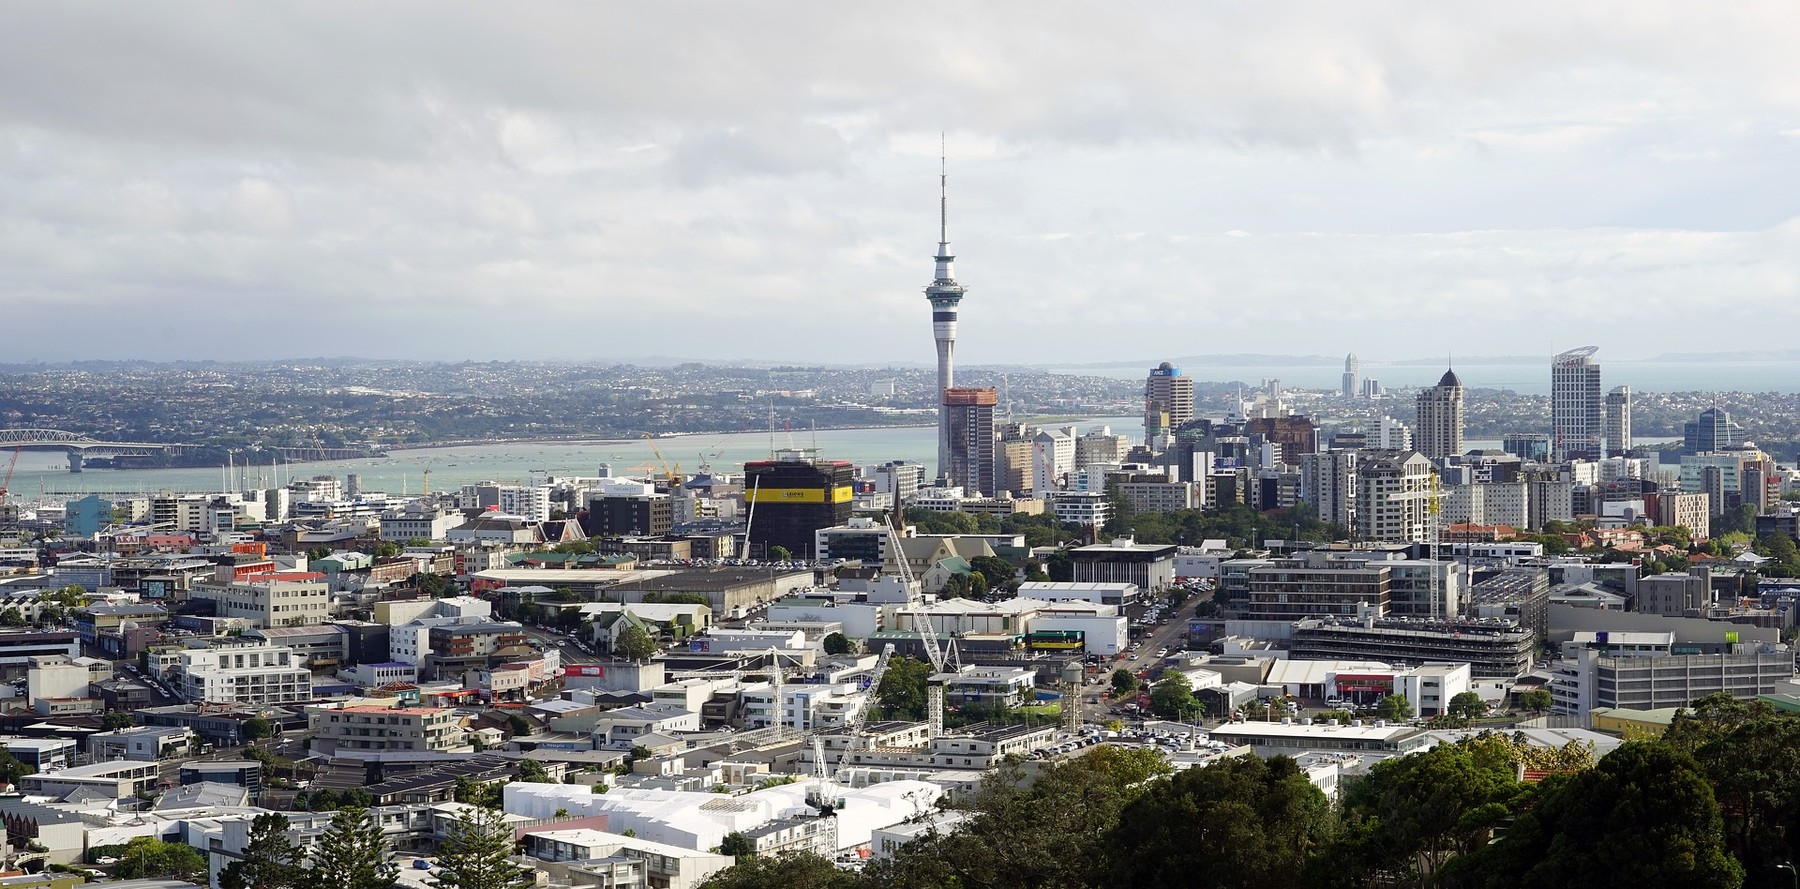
1551, 346, 1603, 461
926, 154, 968, 485
1342, 354, 1360, 399
1414, 369, 1465, 463
1604, 386, 1632, 458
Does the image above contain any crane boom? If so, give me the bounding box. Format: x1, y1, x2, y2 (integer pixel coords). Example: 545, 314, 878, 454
641, 434, 679, 487
0, 445, 20, 505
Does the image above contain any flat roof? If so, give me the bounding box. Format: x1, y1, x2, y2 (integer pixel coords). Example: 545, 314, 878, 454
1211, 721, 1423, 741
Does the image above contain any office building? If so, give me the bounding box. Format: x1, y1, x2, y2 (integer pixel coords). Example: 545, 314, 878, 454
584, 488, 673, 538
1243, 554, 1390, 621
309, 704, 469, 754
1341, 353, 1359, 399
1145, 362, 1196, 445
1551, 648, 1792, 715
942, 387, 998, 497
457, 483, 553, 522
1502, 433, 1551, 463
1683, 406, 1745, 453
744, 449, 856, 559
189, 574, 330, 629
1552, 346, 1603, 460
1298, 450, 1357, 529
1604, 386, 1632, 457
872, 461, 925, 509
1413, 369, 1465, 463
925, 157, 969, 485
1069, 538, 1177, 592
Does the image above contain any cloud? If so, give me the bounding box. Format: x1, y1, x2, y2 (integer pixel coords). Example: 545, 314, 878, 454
2, 3, 1800, 363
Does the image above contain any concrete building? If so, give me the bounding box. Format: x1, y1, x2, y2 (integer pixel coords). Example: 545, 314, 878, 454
1551, 648, 1793, 715
1288, 617, 1537, 679
19, 760, 161, 799
1014, 581, 1139, 607
1341, 353, 1360, 400
1069, 539, 1176, 592
1552, 346, 1603, 460
87, 725, 196, 761
379, 505, 466, 542
1414, 369, 1465, 463
1243, 554, 1391, 622
1355, 451, 1435, 543
1145, 362, 1196, 447
309, 703, 470, 754
1298, 450, 1357, 529
1604, 386, 1632, 458
743, 450, 855, 560
942, 387, 997, 497
1209, 721, 1433, 759
174, 643, 312, 705
189, 574, 330, 629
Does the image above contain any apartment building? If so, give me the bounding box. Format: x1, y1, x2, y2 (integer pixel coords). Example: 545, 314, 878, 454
308, 704, 470, 754
1242, 555, 1391, 621
189, 574, 330, 629
174, 643, 312, 705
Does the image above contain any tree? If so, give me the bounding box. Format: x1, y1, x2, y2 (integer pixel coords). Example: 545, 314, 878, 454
243, 716, 273, 740
430, 807, 534, 889
413, 572, 452, 596
1323, 738, 1525, 885
306, 546, 332, 561
0, 607, 24, 627
518, 759, 555, 784
1107, 754, 1332, 889
874, 657, 931, 720
767, 545, 793, 562
1517, 688, 1553, 713
821, 632, 854, 656
697, 852, 860, 889
113, 837, 208, 881
1110, 667, 1139, 698
1448, 691, 1488, 721
455, 776, 504, 809
309, 807, 396, 889
1148, 673, 1197, 720
219, 812, 303, 889
717, 832, 756, 858
969, 555, 1018, 592
1046, 550, 1074, 582
1452, 742, 1741, 889
506, 713, 533, 736
102, 710, 135, 731
614, 624, 658, 662
1377, 693, 1413, 723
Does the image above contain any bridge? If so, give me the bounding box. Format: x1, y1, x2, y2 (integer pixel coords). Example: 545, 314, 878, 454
0, 428, 198, 472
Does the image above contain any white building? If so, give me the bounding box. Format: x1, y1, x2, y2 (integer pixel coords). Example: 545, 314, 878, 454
1031, 428, 1076, 496
379, 505, 467, 542
174, 643, 312, 705
1015, 581, 1139, 607
189, 574, 330, 629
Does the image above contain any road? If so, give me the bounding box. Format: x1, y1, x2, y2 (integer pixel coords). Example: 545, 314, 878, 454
1079, 588, 1211, 727
519, 625, 601, 665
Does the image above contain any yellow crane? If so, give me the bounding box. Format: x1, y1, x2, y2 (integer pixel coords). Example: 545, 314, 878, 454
641, 434, 681, 487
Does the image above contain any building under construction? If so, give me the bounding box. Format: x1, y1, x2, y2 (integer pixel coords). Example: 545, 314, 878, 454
743, 449, 855, 560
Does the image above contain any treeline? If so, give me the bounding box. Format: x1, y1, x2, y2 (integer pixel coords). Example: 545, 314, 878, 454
904, 503, 1341, 550
700, 693, 1798, 889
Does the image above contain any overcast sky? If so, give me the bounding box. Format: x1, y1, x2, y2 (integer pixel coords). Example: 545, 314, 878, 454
5, 3, 1800, 367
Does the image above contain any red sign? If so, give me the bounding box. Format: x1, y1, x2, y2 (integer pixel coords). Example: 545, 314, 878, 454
567, 665, 607, 677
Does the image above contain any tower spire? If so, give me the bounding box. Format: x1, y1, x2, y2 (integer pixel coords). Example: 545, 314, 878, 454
939, 132, 948, 246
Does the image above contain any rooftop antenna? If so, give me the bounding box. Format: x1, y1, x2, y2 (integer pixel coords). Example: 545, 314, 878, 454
939, 131, 948, 245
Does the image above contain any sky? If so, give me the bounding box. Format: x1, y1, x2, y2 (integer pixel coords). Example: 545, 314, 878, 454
5, 3, 1800, 367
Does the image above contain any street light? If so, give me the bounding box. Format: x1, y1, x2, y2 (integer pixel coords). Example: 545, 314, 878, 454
1777, 862, 1797, 889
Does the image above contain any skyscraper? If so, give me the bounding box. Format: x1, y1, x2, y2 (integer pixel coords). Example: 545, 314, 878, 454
1604, 386, 1632, 458
926, 154, 968, 486
1414, 369, 1465, 463
1144, 362, 1195, 446
942, 387, 997, 497
1683, 406, 1744, 453
1342, 353, 1360, 399
1551, 346, 1603, 461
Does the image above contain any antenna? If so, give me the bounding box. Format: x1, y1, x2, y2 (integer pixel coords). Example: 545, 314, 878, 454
939, 132, 948, 245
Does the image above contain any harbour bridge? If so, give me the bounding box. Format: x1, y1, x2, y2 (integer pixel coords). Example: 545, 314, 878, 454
0, 428, 197, 472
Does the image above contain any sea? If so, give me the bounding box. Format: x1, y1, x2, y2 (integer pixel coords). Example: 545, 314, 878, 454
11, 416, 1147, 500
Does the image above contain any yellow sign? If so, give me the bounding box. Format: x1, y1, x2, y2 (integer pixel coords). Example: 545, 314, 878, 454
745, 486, 854, 504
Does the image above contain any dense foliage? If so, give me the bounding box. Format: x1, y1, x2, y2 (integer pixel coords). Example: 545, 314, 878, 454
701, 697, 1797, 889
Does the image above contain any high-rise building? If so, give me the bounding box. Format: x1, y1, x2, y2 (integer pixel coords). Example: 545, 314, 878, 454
1551, 346, 1603, 461
1298, 450, 1358, 529
1356, 450, 1435, 543
1144, 362, 1195, 446
1683, 406, 1744, 453
942, 387, 998, 497
1604, 386, 1632, 457
926, 155, 968, 485
744, 449, 855, 559
1378, 416, 1413, 451
1342, 354, 1360, 399
1413, 369, 1465, 463
1502, 433, 1551, 463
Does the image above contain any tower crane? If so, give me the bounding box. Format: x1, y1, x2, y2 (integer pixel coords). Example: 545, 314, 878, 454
641, 434, 681, 487
0, 446, 21, 528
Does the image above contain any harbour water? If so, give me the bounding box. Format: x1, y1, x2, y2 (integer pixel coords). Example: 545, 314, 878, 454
12, 416, 1144, 500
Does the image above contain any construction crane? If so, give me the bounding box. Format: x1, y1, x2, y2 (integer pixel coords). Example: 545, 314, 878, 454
0, 446, 20, 531
641, 434, 681, 488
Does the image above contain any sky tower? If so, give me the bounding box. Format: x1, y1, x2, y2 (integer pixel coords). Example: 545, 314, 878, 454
926, 148, 967, 485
